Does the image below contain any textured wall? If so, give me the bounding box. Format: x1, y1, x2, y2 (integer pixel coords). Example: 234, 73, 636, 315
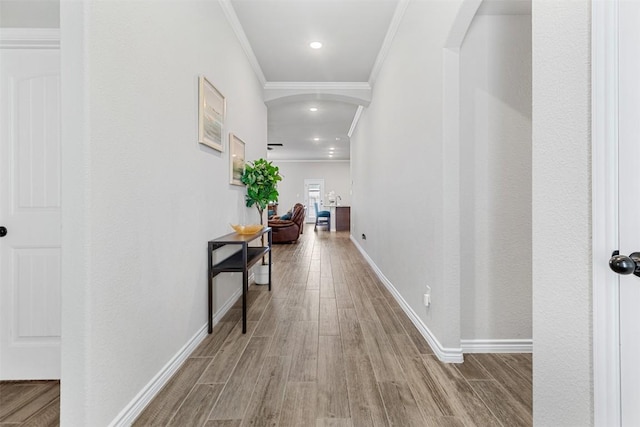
532, 0, 593, 425
460, 14, 532, 341
60, 1, 267, 424
350, 0, 463, 349
272, 161, 351, 217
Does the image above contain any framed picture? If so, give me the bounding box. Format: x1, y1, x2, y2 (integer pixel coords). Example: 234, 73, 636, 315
198, 75, 225, 151
229, 133, 246, 186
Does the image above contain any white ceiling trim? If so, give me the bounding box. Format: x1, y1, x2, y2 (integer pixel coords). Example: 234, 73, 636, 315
271, 159, 350, 163
368, 0, 410, 87
218, 0, 267, 86
0, 28, 60, 49
264, 82, 371, 91
264, 82, 372, 107
348, 105, 365, 138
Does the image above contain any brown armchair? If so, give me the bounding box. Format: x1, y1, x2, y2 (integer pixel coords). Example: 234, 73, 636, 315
268, 203, 305, 243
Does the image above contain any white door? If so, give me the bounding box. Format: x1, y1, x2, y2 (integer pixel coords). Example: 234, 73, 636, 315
618, 1, 640, 423
0, 48, 61, 380
303, 178, 325, 223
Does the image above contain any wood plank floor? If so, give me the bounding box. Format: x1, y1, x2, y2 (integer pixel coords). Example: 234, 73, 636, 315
0, 230, 532, 426
134, 230, 532, 426
0, 380, 60, 426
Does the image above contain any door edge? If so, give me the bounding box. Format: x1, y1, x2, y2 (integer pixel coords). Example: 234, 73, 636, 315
592, 0, 621, 425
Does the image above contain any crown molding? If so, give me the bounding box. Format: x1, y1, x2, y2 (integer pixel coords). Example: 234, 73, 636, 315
270, 159, 350, 163
263, 81, 371, 91
348, 105, 364, 138
218, 0, 267, 86
0, 28, 60, 49
263, 82, 372, 107
368, 0, 410, 86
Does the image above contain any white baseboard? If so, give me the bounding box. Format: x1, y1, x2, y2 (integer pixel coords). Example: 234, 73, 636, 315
461, 339, 533, 353
109, 288, 242, 426
348, 237, 532, 360
350, 236, 464, 364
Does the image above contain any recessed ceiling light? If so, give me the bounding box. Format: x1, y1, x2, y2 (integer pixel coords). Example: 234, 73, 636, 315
329, 154, 333, 157
309, 107, 318, 112
310, 41, 323, 49
313, 137, 320, 141
336, 137, 341, 141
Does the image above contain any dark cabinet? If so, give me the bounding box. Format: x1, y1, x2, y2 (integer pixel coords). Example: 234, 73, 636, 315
336, 206, 351, 231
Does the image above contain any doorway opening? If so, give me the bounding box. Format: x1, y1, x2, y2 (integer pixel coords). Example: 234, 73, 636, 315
303, 178, 325, 224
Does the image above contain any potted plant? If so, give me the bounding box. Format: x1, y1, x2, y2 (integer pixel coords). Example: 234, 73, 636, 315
241, 159, 282, 284
241, 158, 282, 225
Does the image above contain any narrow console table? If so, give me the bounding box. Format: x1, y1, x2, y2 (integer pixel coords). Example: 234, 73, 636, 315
208, 227, 272, 334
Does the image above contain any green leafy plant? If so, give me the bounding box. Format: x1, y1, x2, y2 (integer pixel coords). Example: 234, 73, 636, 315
241, 158, 282, 225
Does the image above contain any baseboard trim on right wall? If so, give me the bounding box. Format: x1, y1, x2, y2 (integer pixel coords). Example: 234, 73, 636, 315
349, 235, 532, 361
461, 339, 533, 353
350, 235, 464, 363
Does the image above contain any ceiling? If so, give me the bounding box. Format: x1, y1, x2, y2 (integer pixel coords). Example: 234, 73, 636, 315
231, 0, 398, 82
227, 0, 403, 161
268, 99, 357, 161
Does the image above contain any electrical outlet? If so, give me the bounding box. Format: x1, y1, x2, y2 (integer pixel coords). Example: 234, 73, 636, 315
424, 286, 431, 307
423, 293, 430, 307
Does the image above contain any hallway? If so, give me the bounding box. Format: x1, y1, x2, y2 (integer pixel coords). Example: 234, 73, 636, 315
133, 231, 532, 426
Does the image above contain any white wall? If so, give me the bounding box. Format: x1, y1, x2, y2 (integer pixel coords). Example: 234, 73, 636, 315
459, 14, 532, 342
0, 1, 59, 28
532, 0, 592, 425
351, 0, 464, 350
60, 1, 266, 424
272, 160, 351, 216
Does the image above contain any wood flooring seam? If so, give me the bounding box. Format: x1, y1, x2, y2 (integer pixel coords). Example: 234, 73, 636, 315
458, 373, 506, 427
